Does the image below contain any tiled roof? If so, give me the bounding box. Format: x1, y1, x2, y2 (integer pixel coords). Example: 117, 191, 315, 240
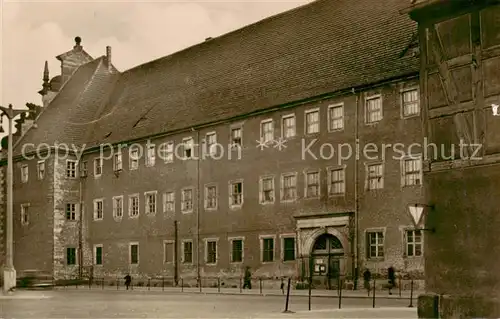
17, 0, 419, 154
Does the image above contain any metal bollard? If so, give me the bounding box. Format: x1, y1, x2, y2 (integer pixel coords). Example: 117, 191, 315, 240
181, 278, 184, 292
239, 277, 242, 293
102, 278, 104, 290
308, 277, 312, 311
259, 278, 262, 295
338, 278, 343, 309
282, 278, 293, 313
148, 278, 151, 291
399, 277, 402, 298
117, 277, 119, 290
218, 277, 221, 293
199, 277, 202, 293
372, 279, 376, 308
408, 280, 414, 307
162, 277, 165, 291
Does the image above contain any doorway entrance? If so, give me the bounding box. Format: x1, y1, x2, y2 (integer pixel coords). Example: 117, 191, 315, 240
310, 233, 344, 289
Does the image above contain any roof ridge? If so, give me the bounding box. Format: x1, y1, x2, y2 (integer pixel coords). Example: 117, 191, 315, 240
13, 57, 104, 153
122, 0, 321, 73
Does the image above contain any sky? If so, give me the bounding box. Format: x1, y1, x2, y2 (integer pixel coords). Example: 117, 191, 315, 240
0, 0, 313, 141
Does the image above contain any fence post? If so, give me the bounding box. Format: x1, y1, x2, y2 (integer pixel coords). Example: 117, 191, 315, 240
399, 276, 402, 298
372, 279, 376, 308
162, 277, 164, 291
148, 278, 151, 291
102, 278, 104, 290
89, 277, 91, 289
408, 280, 414, 307
282, 277, 293, 313
181, 278, 184, 292
218, 277, 221, 293
259, 278, 262, 295
117, 276, 119, 290
308, 277, 312, 311
239, 277, 242, 293
281, 277, 284, 295
338, 278, 343, 309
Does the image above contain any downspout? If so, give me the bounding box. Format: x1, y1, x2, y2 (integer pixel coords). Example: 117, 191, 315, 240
195, 129, 201, 285
78, 174, 83, 279
353, 88, 360, 289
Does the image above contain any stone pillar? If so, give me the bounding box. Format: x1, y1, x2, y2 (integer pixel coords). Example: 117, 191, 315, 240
404, 1, 500, 317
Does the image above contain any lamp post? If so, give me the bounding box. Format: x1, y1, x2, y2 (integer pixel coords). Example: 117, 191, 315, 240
0, 104, 30, 294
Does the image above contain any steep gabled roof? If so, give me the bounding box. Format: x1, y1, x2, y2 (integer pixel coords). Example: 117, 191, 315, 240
14, 57, 119, 156
87, 0, 419, 147
16, 0, 419, 156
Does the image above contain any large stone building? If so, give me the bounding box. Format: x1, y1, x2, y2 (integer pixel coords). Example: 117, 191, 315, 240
2, 0, 430, 289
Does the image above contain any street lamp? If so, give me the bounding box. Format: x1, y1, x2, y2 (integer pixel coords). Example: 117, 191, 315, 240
0, 104, 32, 294
408, 203, 435, 233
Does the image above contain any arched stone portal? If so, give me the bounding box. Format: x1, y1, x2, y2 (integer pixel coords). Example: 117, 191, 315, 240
309, 233, 346, 289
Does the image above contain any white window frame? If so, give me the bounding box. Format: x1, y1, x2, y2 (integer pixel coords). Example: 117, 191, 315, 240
37, 160, 46, 180
181, 188, 194, 213
204, 238, 218, 266
304, 108, 320, 135
281, 114, 296, 139
129, 148, 139, 170
66, 160, 77, 178
128, 194, 140, 218
259, 175, 275, 204
365, 162, 384, 190
327, 166, 346, 196
181, 239, 193, 264
183, 137, 194, 160
129, 242, 139, 265
112, 195, 124, 219
79, 161, 88, 177
20, 203, 30, 226
365, 94, 383, 124
401, 87, 420, 118
228, 236, 245, 264
113, 152, 122, 171
146, 143, 156, 167
94, 157, 103, 177
204, 184, 218, 210
20, 164, 28, 183
205, 132, 218, 155
93, 198, 104, 221
229, 180, 243, 208
366, 229, 385, 260
163, 191, 175, 213
327, 103, 344, 132
160, 141, 174, 163
230, 126, 243, 148
304, 170, 320, 198
401, 154, 423, 187
281, 172, 298, 202
163, 240, 175, 264
260, 235, 276, 263
93, 244, 103, 266
280, 234, 296, 262
144, 191, 157, 215
66, 203, 78, 221
404, 228, 424, 257
260, 119, 274, 143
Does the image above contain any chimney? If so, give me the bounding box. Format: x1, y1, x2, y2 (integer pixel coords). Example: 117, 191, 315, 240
106, 46, 112, 71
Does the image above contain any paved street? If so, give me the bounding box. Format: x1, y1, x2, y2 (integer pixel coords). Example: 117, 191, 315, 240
1, 289, 417, 318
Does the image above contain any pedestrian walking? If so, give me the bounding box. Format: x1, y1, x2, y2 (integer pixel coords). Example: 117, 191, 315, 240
363, 268, 372, 296
124, 274, 132, 290
243, 266, 252, 289
387, 266, 395, 295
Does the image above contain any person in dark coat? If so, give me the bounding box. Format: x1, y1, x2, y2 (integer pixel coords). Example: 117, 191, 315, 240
363, 268, 372, 296
387, 266, 395, 295
243, 266, 252, 289
124, 274, 132, 290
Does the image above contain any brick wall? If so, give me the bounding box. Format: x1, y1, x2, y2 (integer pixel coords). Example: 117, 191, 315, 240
79, 76, 425, 282
12, 155, 55, 273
